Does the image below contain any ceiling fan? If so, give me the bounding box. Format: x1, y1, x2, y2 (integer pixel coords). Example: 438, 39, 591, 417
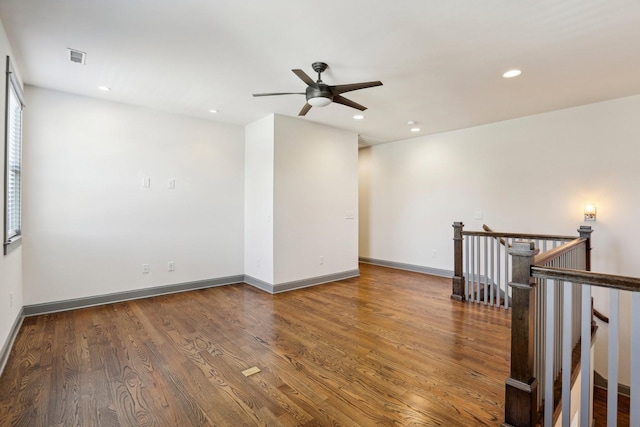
253, 62, 383, 116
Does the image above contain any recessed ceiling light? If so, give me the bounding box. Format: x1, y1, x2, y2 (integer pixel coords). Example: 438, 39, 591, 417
407, 120, 416, 125
410, 127, 421, 132
98, 86, 111, 91
209, 109, 218, 114
353, 114, 365, 120
502, 69, 522, 78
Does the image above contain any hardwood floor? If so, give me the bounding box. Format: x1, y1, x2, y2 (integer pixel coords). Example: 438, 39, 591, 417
592, 387, 630, 427
0, 263, 512, 426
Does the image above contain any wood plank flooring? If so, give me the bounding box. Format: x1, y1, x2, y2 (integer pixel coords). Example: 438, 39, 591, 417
0, 263, 512, 426
592, 387, 630, 427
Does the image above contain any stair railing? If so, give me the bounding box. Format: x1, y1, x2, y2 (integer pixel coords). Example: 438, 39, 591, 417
503, 231, 591, 427
451, 222, 577, 307
525, 263, 640, 426
495, 227, 640, 426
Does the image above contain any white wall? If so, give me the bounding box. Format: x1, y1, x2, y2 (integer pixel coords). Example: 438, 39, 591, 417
244, 114, 359, 287
359, 93, 640, 385
23, 87, 245, 305
244, 115, 274, 283
360, 95, 640, 275
0, 17, 23, 360
273, 115, 358, 284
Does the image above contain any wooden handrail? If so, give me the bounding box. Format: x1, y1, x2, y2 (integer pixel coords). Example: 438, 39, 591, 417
462, 230, 577, 240
482, 224, 510, 247
531, 266, 640, 292
593, 309, 609, 324
533, 238, 586, 266
482, 224, 545, 255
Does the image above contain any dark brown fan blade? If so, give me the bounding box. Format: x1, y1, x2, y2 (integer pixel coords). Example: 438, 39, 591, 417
298, 103, 312, 116
292, 69, 317, 87
253, 92, 305, 97
332, 95, 366, 111
331, 81, 382, 95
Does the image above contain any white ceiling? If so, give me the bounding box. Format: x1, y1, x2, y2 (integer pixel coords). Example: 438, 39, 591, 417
2, 0, 640, 146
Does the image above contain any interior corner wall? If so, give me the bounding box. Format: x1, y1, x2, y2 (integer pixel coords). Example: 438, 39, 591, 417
358, 146, 372, 260
0, 17, 23, 360
273, 114, 358, 285
22, 86, 245, 305
244, 115, 274, 283
358, 93, 640, 386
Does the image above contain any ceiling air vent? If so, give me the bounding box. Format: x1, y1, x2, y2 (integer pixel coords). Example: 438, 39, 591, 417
67, 48, 86, 64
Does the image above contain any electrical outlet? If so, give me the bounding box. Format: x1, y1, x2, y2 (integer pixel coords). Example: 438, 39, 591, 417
168, 178, 175, 189
142, 264, 150, 274
474, 211, 483, 220
320, 256, 325, 265
168, 261, 175, 272
9, 292, 13, 308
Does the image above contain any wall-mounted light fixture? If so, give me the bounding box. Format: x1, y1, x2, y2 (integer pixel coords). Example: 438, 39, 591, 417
584, 204, 597, 221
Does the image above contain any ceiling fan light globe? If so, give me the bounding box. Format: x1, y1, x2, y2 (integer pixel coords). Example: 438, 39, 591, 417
308, 96, 332, 107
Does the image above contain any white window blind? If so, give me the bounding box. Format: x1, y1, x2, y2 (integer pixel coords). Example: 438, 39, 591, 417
4, 56, 24, 254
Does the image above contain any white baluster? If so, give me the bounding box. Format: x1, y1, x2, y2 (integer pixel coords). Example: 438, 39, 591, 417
580, 284, 591, 427
562, 281, 572, 427
608, 289, 619, 427
545, 279, 555, 427
630, 291, 640, 427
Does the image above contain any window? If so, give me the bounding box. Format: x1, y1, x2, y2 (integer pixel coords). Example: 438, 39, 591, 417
4, 56, 24, 255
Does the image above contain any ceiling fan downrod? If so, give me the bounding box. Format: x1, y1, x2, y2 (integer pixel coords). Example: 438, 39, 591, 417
312, 62, 328, 83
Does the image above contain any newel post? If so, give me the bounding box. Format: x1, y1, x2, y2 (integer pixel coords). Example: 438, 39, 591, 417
579, 225, 596, 328
578, 225, 593, 272
503, 242, 538, 427
451, 221, 465, 301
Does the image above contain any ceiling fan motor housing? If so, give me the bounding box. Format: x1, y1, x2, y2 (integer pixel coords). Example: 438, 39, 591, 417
306, 84, 332, 105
